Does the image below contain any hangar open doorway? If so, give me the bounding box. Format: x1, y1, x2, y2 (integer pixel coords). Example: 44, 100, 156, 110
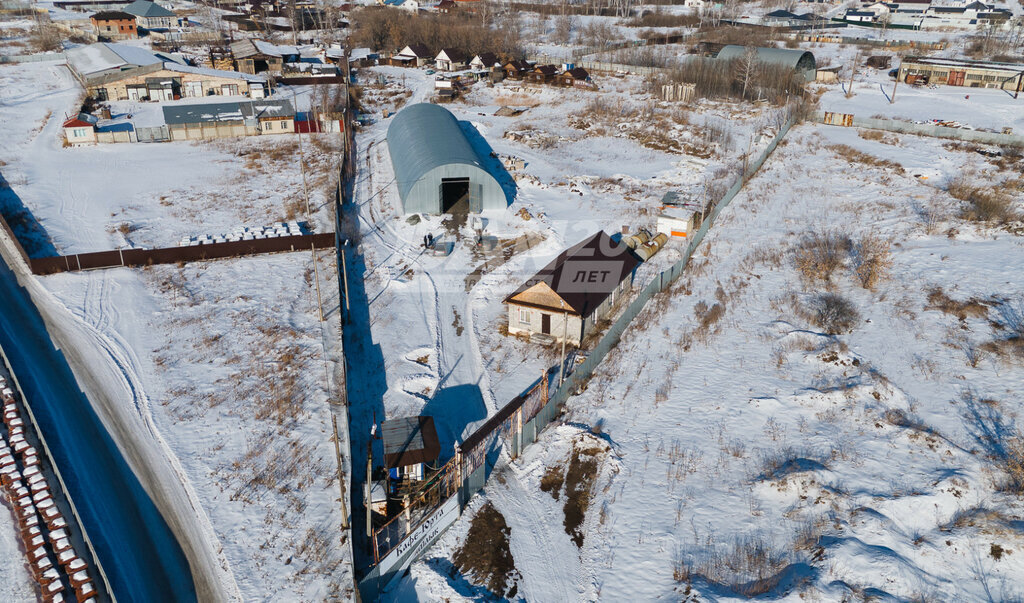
440, 177, 470, 213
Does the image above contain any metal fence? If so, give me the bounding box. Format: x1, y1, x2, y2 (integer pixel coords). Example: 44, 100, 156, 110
813, 111, 1024, 146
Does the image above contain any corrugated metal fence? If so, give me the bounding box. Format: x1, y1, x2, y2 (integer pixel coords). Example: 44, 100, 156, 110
814, 111, 1024, 145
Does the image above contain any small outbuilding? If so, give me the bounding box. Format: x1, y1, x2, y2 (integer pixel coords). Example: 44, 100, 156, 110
62, 113, 98, 146
382, 416, 441, 482
504, 231, 639, 346
386, 103, 506, 214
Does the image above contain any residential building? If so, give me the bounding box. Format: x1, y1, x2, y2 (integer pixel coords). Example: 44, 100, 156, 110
392, 43, 433, 67
559, 66, 590, 86
469, 52, 500, 70
502, 59, 532, 79
504, 231, 640, 346
529, 64, 558, 83
436, 0, 456, 12
90, 10, 137, 39
123, 0, 175, 30
434, 48, 467, 71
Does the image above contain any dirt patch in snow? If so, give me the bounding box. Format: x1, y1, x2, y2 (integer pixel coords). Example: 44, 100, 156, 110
452, 502, 521, 599
541, 435, 608, 548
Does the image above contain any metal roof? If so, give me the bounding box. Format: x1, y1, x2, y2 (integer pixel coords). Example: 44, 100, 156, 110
123, 0, 174, 17
162, 99, 293, 125
381, 416, 441, 469
716, 45, 816, 75
386, 103, 492, 206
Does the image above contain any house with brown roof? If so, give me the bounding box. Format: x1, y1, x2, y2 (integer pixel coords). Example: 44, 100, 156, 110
436, 0, 456, 12
470, 52, 500, 70
435, 48, 467, 71
502, 59, 532, 79
529, 64, 558, 84
90, 10, 137, 39
504, 231, 639, 345
393, 43, 433, 67
559, 66, 591, 87
382, 416, 440, 482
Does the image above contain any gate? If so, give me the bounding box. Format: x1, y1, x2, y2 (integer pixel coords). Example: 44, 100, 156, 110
135, 125, 169, 143
948, 70, 966, 86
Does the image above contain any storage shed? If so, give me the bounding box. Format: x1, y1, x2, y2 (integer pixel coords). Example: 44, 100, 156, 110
382, 416, 441, 482
715, 45, 817, 80
386, 103, 505, 214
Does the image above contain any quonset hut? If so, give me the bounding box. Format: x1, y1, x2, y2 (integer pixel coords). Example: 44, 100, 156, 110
386, 103, 505, 215
715, 45, 817, 80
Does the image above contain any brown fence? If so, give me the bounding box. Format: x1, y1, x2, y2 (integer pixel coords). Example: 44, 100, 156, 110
0, 211, 33, 269
277, 75, 347, 86
29, 233, 335, 275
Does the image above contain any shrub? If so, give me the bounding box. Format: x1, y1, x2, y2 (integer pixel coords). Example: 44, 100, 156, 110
809, 293, 860, 334
947, 173, 1019, 224
792, 230, 851, 284
852, 233, 892, 290
827, 144, 905, 174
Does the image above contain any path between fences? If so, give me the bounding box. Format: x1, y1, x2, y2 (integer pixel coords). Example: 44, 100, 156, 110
356, 116, 798, 599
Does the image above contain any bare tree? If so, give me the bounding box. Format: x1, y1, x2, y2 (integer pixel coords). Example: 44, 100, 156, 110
552, 13, 575, 45
736, 46, 758, 100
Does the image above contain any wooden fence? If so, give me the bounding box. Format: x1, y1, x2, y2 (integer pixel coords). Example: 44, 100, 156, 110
26, 233, 335, 275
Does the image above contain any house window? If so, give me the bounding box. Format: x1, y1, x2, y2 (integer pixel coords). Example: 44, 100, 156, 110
518, 308, 531, 324
280, 121, 287, 130
73, 128, 85, 138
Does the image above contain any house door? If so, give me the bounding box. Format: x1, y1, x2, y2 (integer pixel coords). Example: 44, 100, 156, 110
541, 313, 551, 334
948, 70, 966, 86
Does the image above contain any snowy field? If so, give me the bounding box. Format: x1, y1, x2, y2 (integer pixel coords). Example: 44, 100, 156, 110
1, 60, 353, 599
402, 121, 1024, 600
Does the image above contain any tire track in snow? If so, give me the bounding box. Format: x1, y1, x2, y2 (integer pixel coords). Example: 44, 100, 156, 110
69, 270, 243, 601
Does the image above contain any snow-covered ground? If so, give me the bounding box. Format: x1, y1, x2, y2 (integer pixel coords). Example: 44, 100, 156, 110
1, 59, 353, 599
404, 121, 1024, 600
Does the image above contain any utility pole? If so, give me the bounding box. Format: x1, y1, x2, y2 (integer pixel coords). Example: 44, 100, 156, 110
366, 422, 375, 540
559, 301, 568, 387
891, 63, 900, 104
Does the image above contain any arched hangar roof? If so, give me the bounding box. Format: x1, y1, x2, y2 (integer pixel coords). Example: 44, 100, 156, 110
716, 45, 817, 74
386, 103, 504, 212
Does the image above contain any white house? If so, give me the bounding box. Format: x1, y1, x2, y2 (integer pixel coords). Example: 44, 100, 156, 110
435, 48, 467, 71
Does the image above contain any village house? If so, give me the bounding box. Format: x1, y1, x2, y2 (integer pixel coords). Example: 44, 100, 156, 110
529, 64, 558, 84
123, 0, 175, 30
502, 59, 532, 79
436, 0, 456, 12
392, 43, 433, 67
380, 0, 420, 11
90, 10, 137, 39
504, 231, 639, 346
62, 113, 98, 146
434, 48, 467, 71
559, 66, 590, 87
469, 52, 500, 70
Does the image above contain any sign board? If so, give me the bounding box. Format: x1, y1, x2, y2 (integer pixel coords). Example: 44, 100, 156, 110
378, 495, 461, 588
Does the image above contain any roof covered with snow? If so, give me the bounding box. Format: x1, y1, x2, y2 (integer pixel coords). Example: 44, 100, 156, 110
66, 42, 181, 77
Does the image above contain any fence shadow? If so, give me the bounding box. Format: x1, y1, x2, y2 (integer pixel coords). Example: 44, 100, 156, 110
0, 170, 58, 258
